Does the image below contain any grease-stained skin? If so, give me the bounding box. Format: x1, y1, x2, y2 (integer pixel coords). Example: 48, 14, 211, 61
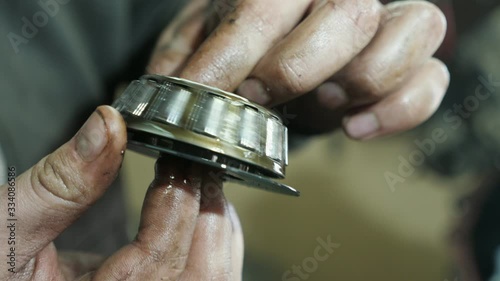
150, 0, 449, 140
0, 106, 243, 281
0, 0, 448, 279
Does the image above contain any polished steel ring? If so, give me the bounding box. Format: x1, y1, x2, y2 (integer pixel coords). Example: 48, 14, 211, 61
113, 75, 299, 196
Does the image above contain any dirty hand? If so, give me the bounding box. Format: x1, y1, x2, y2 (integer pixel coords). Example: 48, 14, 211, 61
0, 106, 244, 281
149, 0, 449, 139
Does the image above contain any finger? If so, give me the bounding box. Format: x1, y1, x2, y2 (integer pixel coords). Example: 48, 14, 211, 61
180, 171, 233, 281
273, 88, 346, 135
343, 58, 449, 140
93, 155, 203, 280
238, 0, 383, 106
331, 1, 447, 106
27, 243, 65, 281
0, 106, 126, 272
179, 0, 311, 91
229, 204, 244, 281
147, 0, 210, 76
58, 251, 104, 280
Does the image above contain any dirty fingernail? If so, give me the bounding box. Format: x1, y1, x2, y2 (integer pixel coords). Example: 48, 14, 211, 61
76, 111, 108, 162
237, 78, 272, 105
344, 112, 380, 139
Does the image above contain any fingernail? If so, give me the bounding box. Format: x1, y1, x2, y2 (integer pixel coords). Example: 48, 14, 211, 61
76, 111, 108, 162
317, 82, 348, 109
344, 112, 380, 139
237, 78, 272, 105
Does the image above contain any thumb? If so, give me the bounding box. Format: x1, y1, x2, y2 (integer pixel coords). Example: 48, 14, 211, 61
0, 106, 127, 274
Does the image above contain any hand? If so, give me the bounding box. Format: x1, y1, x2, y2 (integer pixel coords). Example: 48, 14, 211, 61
148, 0, 449, 139
0, 106, 244, 280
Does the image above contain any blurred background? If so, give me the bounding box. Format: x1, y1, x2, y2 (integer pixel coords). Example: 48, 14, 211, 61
123, 134, 468, 281
121, 2, 500, 281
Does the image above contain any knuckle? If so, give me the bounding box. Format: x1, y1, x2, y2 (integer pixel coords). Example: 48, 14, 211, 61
357, 65, 385, 96
131, 239, 188, 274
166, 255, 189, 274
31, 154, 88, 207
275, 56, 309, 94
325, 0, 381, 45
240, 1, 276, 36
203, 55, 235, 90
339, 61, 386, 100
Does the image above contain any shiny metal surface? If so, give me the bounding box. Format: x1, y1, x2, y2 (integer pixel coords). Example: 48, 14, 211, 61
113, 75, 299, 197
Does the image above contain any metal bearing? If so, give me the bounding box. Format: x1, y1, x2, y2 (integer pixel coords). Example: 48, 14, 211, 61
113, 75, 299, 196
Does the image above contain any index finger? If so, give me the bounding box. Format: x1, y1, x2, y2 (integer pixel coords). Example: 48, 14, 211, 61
93, 155, 204, 280
178, 0, 311, 91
